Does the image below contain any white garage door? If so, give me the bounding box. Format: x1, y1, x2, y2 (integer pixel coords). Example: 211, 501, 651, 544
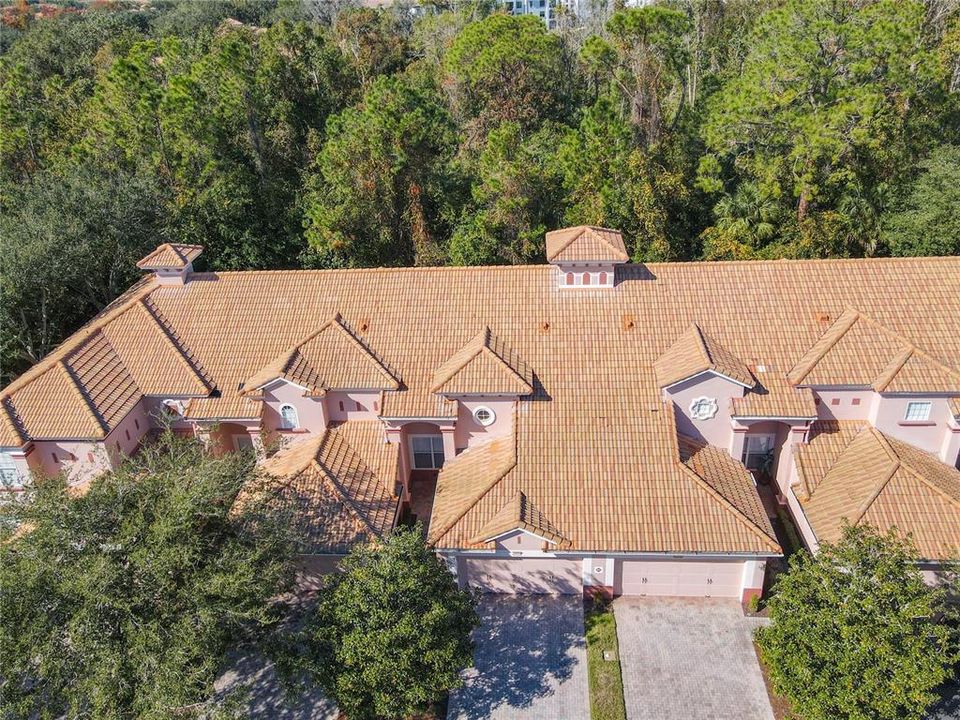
464, 557, 583, 595
616, 560, 743, 598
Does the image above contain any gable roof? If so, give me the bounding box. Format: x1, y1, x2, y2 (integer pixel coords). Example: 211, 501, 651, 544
545, 226, 629, 263
258, 422, 399, 553
136, 243, 204, 270
430, 327, 533, 396
731, 370, 817, 419
788, 309, 960, 393
796, 423, 960, 558
655, 323, 754, 388
242, 314, 399, 396
471, 490, 571, 547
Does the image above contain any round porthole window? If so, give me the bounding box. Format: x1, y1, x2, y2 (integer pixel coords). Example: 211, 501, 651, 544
473, 406, 496, 427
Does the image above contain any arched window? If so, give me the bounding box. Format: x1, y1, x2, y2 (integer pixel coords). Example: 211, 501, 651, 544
279, 404, 299, 430
565, 272, 574, 286
582, 273, 591, 286
599, 272, 607, 285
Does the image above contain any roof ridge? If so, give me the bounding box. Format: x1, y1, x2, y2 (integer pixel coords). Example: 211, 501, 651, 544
880, 432, 960, 512
848, 436, 901, 527
787, 307, 860, 385
57, 360, 109, 436
331, 315, 400, 388
852, 310, 960, 383
666, 403, 780, 552
310, 458, 380, 539
139, 298, 215, 393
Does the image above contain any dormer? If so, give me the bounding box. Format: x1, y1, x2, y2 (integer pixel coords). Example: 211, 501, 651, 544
545, 226, 629, 288
137, 243, 204, 285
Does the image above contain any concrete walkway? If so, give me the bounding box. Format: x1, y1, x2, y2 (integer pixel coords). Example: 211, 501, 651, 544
614, 597, 774, 720
447, 595, 589, 720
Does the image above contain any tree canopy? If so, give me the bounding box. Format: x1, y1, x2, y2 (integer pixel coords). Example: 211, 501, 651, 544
2, 0, 959, 382
0, 432, 298, 719
303, 526, 479, 720
756, 524, 959, 720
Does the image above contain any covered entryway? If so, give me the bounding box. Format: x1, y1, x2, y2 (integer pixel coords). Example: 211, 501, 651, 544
616, 559, 744, 598
464, 557, 582, 595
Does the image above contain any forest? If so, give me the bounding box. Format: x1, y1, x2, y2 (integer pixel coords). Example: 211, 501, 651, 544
1, 0, 959, 383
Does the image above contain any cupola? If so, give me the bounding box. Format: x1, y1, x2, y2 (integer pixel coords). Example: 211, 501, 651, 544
545, 226, 628, 288
137, 243, 204, 285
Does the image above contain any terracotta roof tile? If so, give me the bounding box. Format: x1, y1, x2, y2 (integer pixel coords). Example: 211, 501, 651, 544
65, 333, 141, 429
136, 243, 203, 270
789, 309, 960, 392
259, 422, 399, 553
242, 314, 399, 396
430, 327, 533, 396
471, 490, 571, 547
545, 226, 629, 263
798, 425, 960, 558
655, 323, 754, 388
6, 363, 105, 439
731, 371, 817, 419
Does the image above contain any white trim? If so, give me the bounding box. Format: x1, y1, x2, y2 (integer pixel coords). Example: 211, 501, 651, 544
473, 405, 496, 427
257, 377, 312, 393
731, 415, 817, 422
482, 527, 559, 546
663, 369, 752, 391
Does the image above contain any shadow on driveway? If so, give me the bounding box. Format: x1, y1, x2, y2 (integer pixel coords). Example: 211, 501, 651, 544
215, 651, 338, 719
447, 594, 589, 720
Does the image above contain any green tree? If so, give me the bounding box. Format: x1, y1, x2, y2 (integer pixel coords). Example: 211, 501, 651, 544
443, 13, 572, 148
303, 73, 461, 267
305, 526, 478, 720
450, 120, 565, 265
0, 432, 297, 719
757, 524, 959, 720
0, 164, 170, 382
881, 144, 960, 257
700, 0, 953, 244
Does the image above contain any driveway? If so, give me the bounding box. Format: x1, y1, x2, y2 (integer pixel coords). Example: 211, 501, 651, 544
447, 594, 589, 720
614, 597, 774, 720
215, 651, 338, 719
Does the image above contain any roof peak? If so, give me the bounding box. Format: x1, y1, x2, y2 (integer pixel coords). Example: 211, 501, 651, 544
545, 225, 629, 264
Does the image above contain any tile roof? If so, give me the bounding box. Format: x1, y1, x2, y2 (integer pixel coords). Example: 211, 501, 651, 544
796, 424, 960, 558
241, 314, 399, 396
471, 490, 571, 547
136, 243, 204, 270
430, 327, 533, 396
655, 323, 754, 388
258, 422, 399, 553
5, 253, 960, 554
731, 370, 817, 419
788, 309, 960, 392
545, 226, 629, 263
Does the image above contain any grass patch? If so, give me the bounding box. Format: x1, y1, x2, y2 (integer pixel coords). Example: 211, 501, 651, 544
584, 599, 627, 720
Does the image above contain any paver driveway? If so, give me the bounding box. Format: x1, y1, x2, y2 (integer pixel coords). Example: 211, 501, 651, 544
447, 594, 590, 720
614, 597, 773, 720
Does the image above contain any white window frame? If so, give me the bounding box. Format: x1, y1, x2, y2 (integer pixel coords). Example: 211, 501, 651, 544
0, 452, 22, 488
742, 434, 776, 471
904, 401, 932, 422
279, 404, 299, 430
472, 406, 496, 427
409, 434, 445, 470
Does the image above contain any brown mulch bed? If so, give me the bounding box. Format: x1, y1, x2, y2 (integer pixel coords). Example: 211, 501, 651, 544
753, 643, 794, 720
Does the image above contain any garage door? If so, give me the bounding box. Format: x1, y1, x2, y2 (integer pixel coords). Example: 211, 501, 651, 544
616, 560, 743, 598
464, 557, 583, 595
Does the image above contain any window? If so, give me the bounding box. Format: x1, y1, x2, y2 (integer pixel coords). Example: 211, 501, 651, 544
742, 435, 776, 472
566, 272, 574, 286
355, 400, 363, 412
338, 401, 345, 412
279, 404, 299, 430
0, 453, 21, 488
87, 452, 94, 463
233, 434, 254, 452
582, 273, 591, 286
904, 401, 932, 422
599, 272, 607, 285
473, 406, 496, 427
134, 419, 140, 430
125, 429, 130, 441
411, 435, 444, 469
689, 396, 719, 421
51, 452, 59, 464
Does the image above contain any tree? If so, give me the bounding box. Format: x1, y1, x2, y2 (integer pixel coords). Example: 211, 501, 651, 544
305, 526, 478, 720
700, 0, 952, 238
449, 120, 565, 265
581, 6, 691, 147
756, 524, 959, 720
881, 144, 960, 257
302, 73, 461, 267
0, 164, 170, 383
0, 432, 297, 718
443, 13, 572, 148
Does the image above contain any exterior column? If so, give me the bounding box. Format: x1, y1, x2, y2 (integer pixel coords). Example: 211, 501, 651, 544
729, 425, 748, 463
940, 423, 960, 467
776, 424, 810, 497
440, 425, 457, 464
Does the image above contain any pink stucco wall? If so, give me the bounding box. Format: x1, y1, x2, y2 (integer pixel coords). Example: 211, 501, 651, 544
454, 398, 514, 450
667, 372, 744, 448
815, 389, 873, 421
492, 529, 547, 553
262, 380, 328, 434
873, 395, 952, 455
326, 391, 381, 422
